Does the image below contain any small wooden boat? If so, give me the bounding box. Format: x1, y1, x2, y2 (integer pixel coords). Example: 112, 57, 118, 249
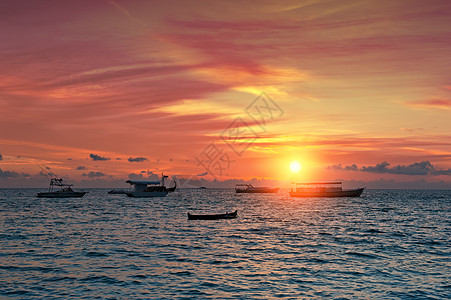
187, 210, 238, 220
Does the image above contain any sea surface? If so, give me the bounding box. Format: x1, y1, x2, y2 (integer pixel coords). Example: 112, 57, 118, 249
0, 188, 450, 299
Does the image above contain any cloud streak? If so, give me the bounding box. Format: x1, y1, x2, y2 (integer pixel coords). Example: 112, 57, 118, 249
328, 161, 451, 176
82, 171, 106, 178
408, 99, 451, 110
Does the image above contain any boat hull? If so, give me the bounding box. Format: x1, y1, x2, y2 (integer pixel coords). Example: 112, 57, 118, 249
125, 191, 168, 197
289, 188, 364, 198
236, 188, 279, 193
36, 191, 87, 198
108, 190, 127, 194
188, 210, 237, 220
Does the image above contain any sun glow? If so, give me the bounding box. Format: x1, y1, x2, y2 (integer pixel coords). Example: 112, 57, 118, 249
289, 161, 301, 173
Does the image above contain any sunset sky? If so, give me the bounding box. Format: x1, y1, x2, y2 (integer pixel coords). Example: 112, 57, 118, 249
1, 0, 450, 188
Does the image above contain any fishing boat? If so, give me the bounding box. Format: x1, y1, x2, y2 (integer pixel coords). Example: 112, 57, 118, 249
187, 210, 237, 220
289, 182, 364, 197
235, 184, 279, 193
37, 177, 87, 198
125, 173, 175, 197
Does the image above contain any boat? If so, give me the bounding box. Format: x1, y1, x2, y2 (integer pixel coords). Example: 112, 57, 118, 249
37, 177, 87, 198
289, 182, 364, 197
235, 184, 279, 193
125, 173, 175, 197
187, 210, 238, 220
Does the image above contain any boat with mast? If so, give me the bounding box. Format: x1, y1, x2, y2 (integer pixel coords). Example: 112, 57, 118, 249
37, 165, 87, 198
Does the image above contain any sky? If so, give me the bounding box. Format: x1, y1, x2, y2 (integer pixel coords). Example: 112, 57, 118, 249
0, 0, 450, 188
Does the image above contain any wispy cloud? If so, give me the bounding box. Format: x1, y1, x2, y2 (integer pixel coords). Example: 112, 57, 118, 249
407, 99, 451, 110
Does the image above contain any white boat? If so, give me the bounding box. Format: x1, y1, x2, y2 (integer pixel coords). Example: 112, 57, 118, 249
37, 178, 87, 198
125, 174, 175, 197
289, 182, 364, 197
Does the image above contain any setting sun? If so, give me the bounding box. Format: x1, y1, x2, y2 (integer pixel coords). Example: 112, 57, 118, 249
289, 161, 302, 173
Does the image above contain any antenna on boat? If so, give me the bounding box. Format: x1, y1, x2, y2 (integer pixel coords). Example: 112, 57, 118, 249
37, 164, 55, 179
36, 164, 73, 188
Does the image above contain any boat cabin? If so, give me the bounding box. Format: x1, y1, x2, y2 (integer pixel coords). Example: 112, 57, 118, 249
125, 180, 163, 193
289, 181, 363, 197
236, 184, 255, 189
292, 181, 343, 193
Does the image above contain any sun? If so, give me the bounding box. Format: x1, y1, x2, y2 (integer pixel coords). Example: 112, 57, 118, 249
289, 161, 301, 173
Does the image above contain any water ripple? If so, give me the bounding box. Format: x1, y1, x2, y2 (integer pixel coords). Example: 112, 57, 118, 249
0, 188, 450, 299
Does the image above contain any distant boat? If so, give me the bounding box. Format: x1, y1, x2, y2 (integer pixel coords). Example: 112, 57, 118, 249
235, 184, 279, 193
199, 186, 207, 189
125, 173, 175, 197
188, 210, 237, 220
289, 182, 364, 197
37, 177, 87, 198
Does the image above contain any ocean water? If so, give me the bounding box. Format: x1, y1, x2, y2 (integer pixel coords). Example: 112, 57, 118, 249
0, 188, 449, 299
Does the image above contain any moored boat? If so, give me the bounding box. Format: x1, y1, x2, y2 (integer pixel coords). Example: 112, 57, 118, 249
289, 182, 364, 197
125, 173, 175, 197
235, 184, 279, 193
37, 178, 87, 198
187, 210, 238, 220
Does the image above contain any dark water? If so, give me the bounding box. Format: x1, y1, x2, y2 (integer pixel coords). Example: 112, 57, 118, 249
0, 189, 450, 299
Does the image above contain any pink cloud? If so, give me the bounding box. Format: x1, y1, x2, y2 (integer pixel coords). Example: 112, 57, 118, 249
408, 99, 451, 110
